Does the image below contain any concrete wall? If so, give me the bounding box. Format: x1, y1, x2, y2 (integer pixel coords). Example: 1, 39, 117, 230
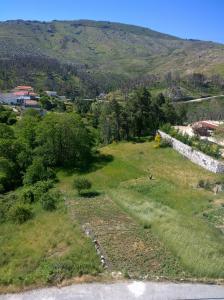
158, 130, 224, 173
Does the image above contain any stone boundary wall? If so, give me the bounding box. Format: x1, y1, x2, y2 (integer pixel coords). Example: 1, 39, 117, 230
158, 130, 224, 173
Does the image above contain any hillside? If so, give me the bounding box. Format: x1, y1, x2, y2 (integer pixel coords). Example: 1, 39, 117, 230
1, 140, 224, 292
0, 19, 224, 81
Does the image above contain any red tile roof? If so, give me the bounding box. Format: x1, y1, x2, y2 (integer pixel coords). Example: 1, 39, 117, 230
16, 86, 33, 90
198, 121, 218, 130
14, 91, 29, 96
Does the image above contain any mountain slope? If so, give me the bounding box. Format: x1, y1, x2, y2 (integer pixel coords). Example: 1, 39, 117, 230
0, 19, 224, 79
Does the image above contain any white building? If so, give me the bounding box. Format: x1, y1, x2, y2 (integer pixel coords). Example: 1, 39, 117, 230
45, 91, 57, 97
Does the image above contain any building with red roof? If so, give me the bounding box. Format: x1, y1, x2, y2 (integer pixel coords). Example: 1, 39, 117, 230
14, 86, 34, 92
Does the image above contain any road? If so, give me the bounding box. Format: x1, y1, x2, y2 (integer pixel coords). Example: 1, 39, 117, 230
180, 95, 224, 104
1, 281, 224, 300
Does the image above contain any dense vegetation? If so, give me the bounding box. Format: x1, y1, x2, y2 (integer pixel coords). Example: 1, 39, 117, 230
0, 20, 224, 99
0, 20, 224, 79
0, 56, 104, 98
91, 88, 184, 143
0, 107, 101, 289
0, 109, 94, 195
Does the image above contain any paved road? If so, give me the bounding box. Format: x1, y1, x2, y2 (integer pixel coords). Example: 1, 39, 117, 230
180, 95, 224, 104
1, 281, 224, 300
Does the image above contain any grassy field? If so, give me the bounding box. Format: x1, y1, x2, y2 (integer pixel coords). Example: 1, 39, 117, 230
59, 141, 224, 279
0, 197, 101, 292
1, 140, 224, 293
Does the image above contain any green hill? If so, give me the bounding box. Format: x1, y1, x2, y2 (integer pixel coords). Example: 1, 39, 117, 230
0, 19, 224, 79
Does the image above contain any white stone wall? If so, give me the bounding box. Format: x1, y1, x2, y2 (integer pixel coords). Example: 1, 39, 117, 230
158, 130, 224, 173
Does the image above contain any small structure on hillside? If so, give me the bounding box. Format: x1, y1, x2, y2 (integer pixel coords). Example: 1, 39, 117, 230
0, 85, 39, 106
192, 121, 220, 137
45, 91, 57, 97
22, 99, 40, 109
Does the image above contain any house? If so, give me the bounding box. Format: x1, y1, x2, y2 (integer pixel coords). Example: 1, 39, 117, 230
0, 85, 40, 106
14, 86, 34, 93
23, 99, 40, 109
192, 121, 220, 137
45, 91, 57, 97
0, 93, 20, 105
13, 86, 39, 99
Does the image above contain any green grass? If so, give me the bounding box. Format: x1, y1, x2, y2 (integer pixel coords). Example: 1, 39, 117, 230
0, 197, 101, 292
2, 140, 224, 292
59, 141, 224, 279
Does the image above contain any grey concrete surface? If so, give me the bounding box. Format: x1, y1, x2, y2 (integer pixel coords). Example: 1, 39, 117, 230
1, 281, 224, 300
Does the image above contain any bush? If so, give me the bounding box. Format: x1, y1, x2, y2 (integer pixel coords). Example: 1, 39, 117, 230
154, 133, 161, 148
198, 179, 205, 188
40, 192, 58, 211
21, 188, 35, 204
73, 177, 92, 195
0, 194, 19, 223
9, 204, 33, 224
197, 179, 212, 191
23, 157, 56, 185
159, 139, 171, 148
32, 180, 54, 201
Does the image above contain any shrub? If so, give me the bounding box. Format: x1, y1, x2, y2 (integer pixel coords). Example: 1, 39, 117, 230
21, 188, 35, 204
73, 178, 92, 195
23, 157, 56, 185
9, 204, 33, 224
197, 179, 205, 188
32, 180, 54, 201
40, 192, 58, 211
154, 133, 161, 148
159, 139, 171, 148
45, 259, 74, 283
0, 194, 19, 223
197, 179, 212, 191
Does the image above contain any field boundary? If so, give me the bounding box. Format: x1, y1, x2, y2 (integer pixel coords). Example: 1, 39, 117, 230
159, 130, 224, 173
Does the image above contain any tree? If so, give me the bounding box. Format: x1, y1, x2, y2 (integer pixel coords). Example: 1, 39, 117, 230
128, 87, 154, 136
161, 100, 178, 124
73, 178, 92, 195
16, 112, 40, 149
36, 113, 94, 167
99, 99, 124, 144
0, 106, 17, 125
0, 124, 15, 139
23, 157, 55, 185
0, 157, 16, 192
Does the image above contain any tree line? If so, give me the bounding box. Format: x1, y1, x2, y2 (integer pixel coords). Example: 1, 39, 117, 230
91, 88, 185, 144
0, 109, 94, 193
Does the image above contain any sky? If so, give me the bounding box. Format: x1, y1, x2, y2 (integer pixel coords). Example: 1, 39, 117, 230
1, 0, 224, 43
